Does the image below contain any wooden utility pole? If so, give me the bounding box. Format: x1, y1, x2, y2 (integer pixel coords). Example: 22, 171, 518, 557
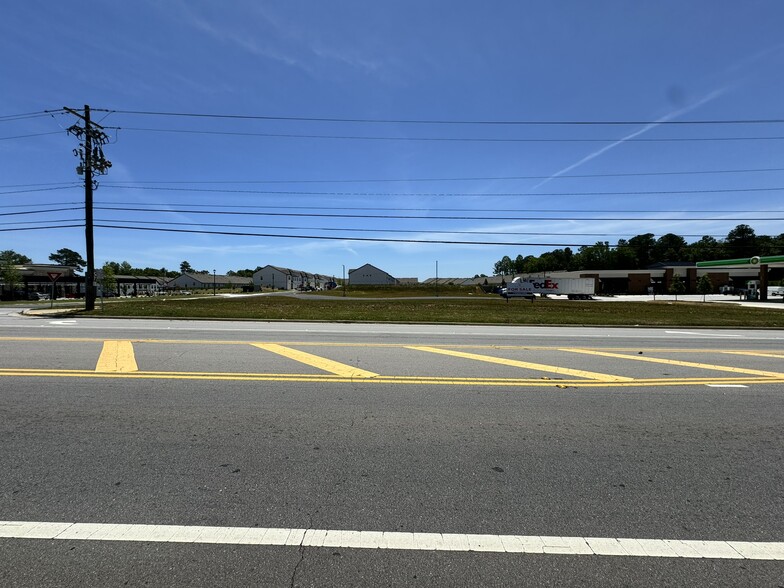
64, 105, 111, 311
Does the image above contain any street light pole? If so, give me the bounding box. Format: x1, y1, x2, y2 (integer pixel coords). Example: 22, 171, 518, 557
213, 269, 216, 295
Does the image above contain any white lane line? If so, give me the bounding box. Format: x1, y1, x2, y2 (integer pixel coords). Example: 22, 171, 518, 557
665, 331, 743, 338
706, 384, 748, 388
0, 521, 782, 560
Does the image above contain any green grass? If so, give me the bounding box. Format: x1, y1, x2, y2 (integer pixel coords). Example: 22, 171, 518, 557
79, 293, 784, 327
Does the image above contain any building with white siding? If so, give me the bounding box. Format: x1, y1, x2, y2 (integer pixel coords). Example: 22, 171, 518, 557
348, 264, 398, 285
253, 265, 332, 291
168, 272, 252, 291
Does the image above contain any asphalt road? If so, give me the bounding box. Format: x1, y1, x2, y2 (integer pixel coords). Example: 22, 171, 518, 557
0, 310, 783, 586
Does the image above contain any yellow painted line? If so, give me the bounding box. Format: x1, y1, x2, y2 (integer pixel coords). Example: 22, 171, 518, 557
407, 346, 633, 382
252, 343, 378, 378
0, 368, 781, 387
561, 349, 784, 379
95, 341, 138, 373
720, 351, 784, 359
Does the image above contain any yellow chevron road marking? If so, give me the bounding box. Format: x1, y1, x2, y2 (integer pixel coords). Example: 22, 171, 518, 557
561, 349, 784, 379
252, 343, 378, 378
407, 346, 633, 381
95, 341, 138, 373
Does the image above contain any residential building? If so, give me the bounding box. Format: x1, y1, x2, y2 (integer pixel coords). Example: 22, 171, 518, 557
348, 263, 397, 285
253, 265, 332, 291
168, 272, 252, 291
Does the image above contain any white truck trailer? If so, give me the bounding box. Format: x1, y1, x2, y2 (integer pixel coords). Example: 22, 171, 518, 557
501, 277, 595, 300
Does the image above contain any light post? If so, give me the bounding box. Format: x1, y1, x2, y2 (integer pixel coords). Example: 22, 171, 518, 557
213, 269, 216, 295
435, 260, 439, 297
342, 265, 346, 297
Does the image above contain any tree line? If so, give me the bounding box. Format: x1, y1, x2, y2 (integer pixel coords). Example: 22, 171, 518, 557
492, 224, 784, 275
0, 248, 262, 282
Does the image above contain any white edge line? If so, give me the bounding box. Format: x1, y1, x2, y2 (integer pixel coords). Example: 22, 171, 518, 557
0, 521, 782, 560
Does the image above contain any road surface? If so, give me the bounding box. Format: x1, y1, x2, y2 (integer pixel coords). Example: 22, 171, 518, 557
1, 310, 782, 586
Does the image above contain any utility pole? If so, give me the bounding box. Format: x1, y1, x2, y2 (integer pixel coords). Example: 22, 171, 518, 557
64, 105, 112, 311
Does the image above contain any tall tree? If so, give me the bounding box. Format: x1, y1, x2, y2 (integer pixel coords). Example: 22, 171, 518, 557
99, 262, 117, 298
627, 233, 656, 268
687, 235, 725, 262
493, 255, 514, 276
1, 251, 22, 297
180, 261, 193, 273
652, 233, 688, 263
49, 248, 86, 271
725, 224, 757, 258
0, 250, 32, 265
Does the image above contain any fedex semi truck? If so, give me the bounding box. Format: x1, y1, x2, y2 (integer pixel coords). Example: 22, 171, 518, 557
501, 277, 595, 300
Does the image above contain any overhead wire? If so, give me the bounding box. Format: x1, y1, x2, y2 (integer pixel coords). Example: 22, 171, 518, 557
0, 224, 84, 233
96, 166, 784, 185
91, 201, 784, 214
97, 184, 784, 197
93, 217, 730, 239
94, 223, 598, 247
115, 126, 784, 143
93, 205, 782, 222
94, 108, 784, 126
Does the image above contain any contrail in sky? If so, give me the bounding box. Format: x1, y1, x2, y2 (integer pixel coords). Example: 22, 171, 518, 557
528, 87, 729, 191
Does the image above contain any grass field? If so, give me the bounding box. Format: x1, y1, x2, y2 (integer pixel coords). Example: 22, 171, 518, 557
78, 291, 784, 327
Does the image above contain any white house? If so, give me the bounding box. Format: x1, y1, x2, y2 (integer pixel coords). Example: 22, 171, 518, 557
348, 263, 397, 285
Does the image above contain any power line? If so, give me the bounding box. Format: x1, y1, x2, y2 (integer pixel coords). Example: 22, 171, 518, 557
96, 109, 784, 126
0, 224, 84, 233
94, 223, 598, 247
0, 131, 65, 141
95, 218, 730, 239
0, 201, 82, 209
117, 126, 784, 143
98, 184, 784, 197
0, 186, 81, 196
0, 182, 81, 189
0, 207, 82, 217
0, 217, 83, 226
92, 201, 784, 214
93, 205, 783, 222
96, 166, 784, 186
0, 110, 57, 122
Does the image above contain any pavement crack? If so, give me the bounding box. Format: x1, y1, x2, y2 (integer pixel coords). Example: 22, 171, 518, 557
290, 515, 313, 588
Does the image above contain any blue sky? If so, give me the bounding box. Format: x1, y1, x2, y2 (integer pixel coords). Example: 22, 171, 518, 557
2, 1, 783, 279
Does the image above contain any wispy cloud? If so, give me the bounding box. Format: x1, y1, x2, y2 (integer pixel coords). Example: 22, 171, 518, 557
529, 87, 729, 191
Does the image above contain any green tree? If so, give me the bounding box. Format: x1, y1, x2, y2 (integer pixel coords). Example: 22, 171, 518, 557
180, 261, 193, 273
696, 274, 713, 302
627, 233, 656, 268
0, 250, 32, 265
1, 251, 23, 298
668, 273, 686, 301
575, 242, 613, 270
687, 236, 725, 262
99, 262, 117, 298
493, 255, 514, 276
652, 233, 688, 263
725, 224, 757, 258
49, 248, 86, 271
614, 239, 638, 269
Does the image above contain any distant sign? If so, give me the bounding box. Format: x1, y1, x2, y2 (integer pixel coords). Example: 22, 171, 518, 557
47, 272, 62, 282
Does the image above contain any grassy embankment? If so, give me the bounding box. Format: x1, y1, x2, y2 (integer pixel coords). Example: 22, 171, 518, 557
79, 286, 784, 327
